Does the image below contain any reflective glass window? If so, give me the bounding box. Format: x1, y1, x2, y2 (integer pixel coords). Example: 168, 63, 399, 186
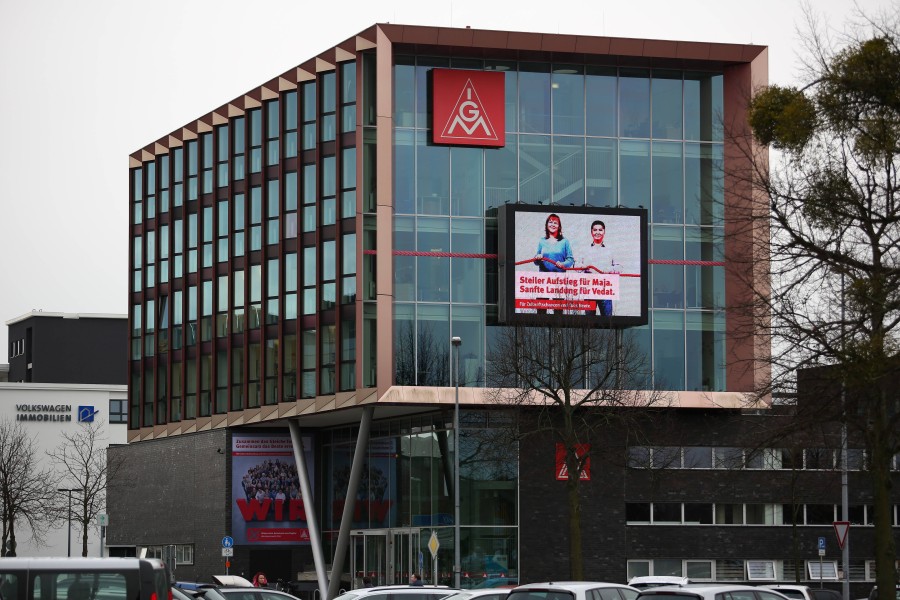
653, 310, 684, 390
394, 130, 415, 214
451, 146, 483, 216
684, 143, 724, 226
417, 132, 449, 215
452, 305, 485, 387
485, 133, 517, 208
417, 304, 450, 385
651, 71, 683, 140
685, 311, 725, 392
652, 141, 683, 224
620, 140, 650, 209
519, 135, 550, 204
685, 227, 724, 309
519, 63, 551, 134
417, 217, 450, 302
553, 136, 584, 205
684, 72, 724, 142
394, 56, 415, 128
586, 66, 617, 137
652, 225, 684, 309
619, 69, 650, 138
394, 216, 415, 302
451, 219, 484, 304
552, 65, 584, 135
586, 138, 617, 207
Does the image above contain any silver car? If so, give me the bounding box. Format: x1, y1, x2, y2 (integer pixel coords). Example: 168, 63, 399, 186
636, 584, 792, 600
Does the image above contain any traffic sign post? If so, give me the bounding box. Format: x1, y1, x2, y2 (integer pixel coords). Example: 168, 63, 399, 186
222, 536, 234, 575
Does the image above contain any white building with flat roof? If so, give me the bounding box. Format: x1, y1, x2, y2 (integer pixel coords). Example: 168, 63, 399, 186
0, 382, 127, 557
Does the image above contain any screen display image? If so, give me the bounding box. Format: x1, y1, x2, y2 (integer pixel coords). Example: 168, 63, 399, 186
499, 204, 648, 327
231, 433, 314, 545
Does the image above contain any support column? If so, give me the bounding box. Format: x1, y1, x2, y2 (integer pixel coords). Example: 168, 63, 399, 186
327, 405, 374, 600
288, 420, 329, 598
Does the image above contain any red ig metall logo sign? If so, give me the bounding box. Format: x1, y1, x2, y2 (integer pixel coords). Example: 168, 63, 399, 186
432, 69, 505, 147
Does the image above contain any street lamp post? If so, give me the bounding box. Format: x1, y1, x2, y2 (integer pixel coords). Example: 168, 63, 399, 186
58, 487, 83, 557
451, 336, 462, 589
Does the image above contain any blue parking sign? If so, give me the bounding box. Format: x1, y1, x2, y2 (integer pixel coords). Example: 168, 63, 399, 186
817, 537, 826, 551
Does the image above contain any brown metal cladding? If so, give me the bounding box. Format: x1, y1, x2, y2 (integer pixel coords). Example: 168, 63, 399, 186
130, 22, 765, 162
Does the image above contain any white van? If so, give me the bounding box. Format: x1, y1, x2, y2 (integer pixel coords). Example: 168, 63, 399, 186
0, 557, 170, 600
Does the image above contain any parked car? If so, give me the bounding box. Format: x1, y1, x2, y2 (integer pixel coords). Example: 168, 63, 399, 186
759, 585, 814, 600
508, 581, 639, 600
334, 584, 458, 600
628, 578, 690, 590
636, 584, 792, 600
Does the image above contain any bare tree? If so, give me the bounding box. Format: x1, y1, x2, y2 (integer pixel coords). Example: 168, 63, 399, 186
48, 419, 123, 557
728, 5, 900, 595
487, 315, 671, 579
0, 418, 58, 555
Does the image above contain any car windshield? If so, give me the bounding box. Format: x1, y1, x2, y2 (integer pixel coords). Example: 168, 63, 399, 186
774, 591, 804, 599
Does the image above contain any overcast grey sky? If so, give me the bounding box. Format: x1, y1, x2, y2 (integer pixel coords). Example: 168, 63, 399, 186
0, 0, 891, 358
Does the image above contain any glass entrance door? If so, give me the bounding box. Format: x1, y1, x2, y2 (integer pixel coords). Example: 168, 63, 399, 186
349, 528, 423, 588
350, 529, 388, 588
391, 528, 422, 585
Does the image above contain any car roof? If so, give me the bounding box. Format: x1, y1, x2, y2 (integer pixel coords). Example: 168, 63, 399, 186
210, 590, 299, 600
213, 576, 255, 588
336, 586, 456, 599
638, 585, 790, 597
513, 583, 636, 592
444, 591, 512, 599
629, 578, 691, 589
0, 558, 162, 569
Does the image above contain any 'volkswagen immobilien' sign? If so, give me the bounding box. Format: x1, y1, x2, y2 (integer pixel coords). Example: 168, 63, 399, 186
432, 69, 505, 147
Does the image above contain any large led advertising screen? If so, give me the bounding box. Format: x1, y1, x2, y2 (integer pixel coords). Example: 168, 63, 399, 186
498, 204, 648, 327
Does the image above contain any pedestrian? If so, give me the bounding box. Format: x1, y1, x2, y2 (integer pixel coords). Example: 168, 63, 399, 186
253, 572, 269, 588
409, 574, 423, 586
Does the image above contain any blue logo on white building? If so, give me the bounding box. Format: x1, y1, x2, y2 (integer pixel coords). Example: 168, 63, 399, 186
78, 406, 99, 423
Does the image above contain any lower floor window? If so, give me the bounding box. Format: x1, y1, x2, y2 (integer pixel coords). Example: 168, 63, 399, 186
141, 544, 194, 565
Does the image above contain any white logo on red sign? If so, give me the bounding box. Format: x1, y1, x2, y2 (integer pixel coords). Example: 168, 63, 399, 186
441, 79, 499, 142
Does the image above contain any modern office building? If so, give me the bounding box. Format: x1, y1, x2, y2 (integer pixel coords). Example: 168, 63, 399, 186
111, 23, 898, 594
6, 311, 127, 384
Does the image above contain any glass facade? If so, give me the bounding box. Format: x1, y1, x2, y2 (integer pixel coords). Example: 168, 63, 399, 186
391, 56, 726, 392
321, 411, 518, 584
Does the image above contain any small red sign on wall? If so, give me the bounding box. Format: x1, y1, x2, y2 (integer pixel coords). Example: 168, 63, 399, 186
556, 443, 591, 481
432, 69, 505, 147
